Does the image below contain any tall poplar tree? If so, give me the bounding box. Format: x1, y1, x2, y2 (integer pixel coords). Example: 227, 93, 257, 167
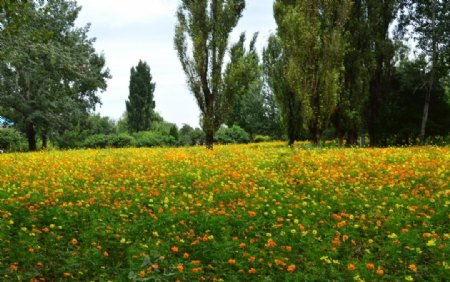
263, 35, 302, 145
174, 0, 245, 149
274, 0, 352, 145
126, 60, 156, 133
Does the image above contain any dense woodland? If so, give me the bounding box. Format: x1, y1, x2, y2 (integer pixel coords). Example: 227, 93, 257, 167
0, 0, 449, 151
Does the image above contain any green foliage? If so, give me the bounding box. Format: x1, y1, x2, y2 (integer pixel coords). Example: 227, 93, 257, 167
109, 134, 134, 148
253, 135, 272, 143
0, 128, 26, 151
274, 0, 352, 145
126, 60, 156, 133
263, 35, 302, 145
83, 134, 109, 149
0, 0, 110, 151
174, 0, 246, 149
215, 125, 250, 144
133, 131, 175, 147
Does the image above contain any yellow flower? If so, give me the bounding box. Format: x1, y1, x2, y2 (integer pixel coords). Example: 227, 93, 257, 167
405, 275, 414, 281
426, 239, 436, 246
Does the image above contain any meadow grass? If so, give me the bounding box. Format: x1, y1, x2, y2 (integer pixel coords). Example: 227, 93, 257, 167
0, 143, 449, 281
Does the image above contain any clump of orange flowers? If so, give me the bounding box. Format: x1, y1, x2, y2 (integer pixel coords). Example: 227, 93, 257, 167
287, 264, 296, 272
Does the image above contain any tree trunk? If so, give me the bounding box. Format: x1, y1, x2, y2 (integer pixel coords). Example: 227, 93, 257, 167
42, 132, 48, 149
26, 123, 37, 151
205, 130, 214, 150
419, 0, 436, 145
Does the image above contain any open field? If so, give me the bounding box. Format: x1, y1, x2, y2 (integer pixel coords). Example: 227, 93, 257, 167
0, 143, 449, 281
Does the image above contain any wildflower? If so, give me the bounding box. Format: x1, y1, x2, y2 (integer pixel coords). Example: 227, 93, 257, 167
103, 251, 109, 257
171, 246, 179, 253
366, 263, 375, 270
9, 264, 18, 271
408, 264, 417, 272
176, 264, 184, 272
405, 275, 414, 281
248, 268, 256, 274
426, 239, 436, 246
248, 211, 256, 217
239, 242, 246, 249
183, 252, 190, 259
139, 270, 146, 277
265, 239, 277, 247
287, 264, 296, 272
71, 238, 78, 245
376, 268, 384, 275
228, 259, 236, 264
348, 263, 357, 271
192, 267, 202, 273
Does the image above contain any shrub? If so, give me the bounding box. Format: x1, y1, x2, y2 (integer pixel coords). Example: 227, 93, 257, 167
253, 135, 272, 143
109, 134, 134, 148
133, 131, 175, 147
0, 128, 26, 152
83, 134, 109, 149
215, 125, 250, 144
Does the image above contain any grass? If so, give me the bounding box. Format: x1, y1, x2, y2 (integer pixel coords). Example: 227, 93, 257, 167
0, 142, 449, 281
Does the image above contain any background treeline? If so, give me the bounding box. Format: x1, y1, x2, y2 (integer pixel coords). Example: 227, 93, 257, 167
1, 0, 449, 152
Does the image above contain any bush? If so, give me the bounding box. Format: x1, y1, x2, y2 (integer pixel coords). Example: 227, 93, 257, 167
253, 135, 272, 143
133, 131, 175, 147
215, 125, 250, 144
0, 128, 26, 152
109, 134, 134, 148
83, 134, 109, 149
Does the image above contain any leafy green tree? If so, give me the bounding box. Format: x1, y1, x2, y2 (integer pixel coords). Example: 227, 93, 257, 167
332, 0, 373, 146
0, 0, 110, 151
263, 35, 301, 145
274, 0, 352, 145
380, 57, 450, 144
174, 0, 245, 149
126, 60, 156, 133
225, 33, 276, 138
365, 0, 400, 146
398, 0, 450, 144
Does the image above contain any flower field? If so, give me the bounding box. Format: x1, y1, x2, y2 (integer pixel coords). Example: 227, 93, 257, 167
0, 143, 449, 281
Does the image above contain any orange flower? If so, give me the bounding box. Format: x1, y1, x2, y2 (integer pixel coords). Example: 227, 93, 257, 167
139, 270, 145, 277
9, 264, 18, 271
337, 221, 347, 228
176, 264, 184, 272
183, 252, 190, 259
248, 256, 256, 262
191, 260, 201, 265
287, 264, 296, 272
366, 263, 375, 270
228, 259, 236, 265
275, 259, 286, 266
248, 211, 256, 217
191, 267, 202, 273
265, 239, 277, 247
376, 268, 384, 275
408, 264, 417, 272
332, 213, 342, 220
347, 263, 357, 271
63, 272, 72, 277
402, 228, 409, 233
248, 268, 256, 274
171, 246, 179, 253
103, 251, 109, 257
71, 238, 78, 245
239, 242, 246, 248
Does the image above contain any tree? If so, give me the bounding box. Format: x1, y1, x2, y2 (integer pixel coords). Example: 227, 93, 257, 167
364, 0, 400, 146
225, 33, 277, 138
263, 35, 302, 145
332, 0, 373, 146
126, 60, 156, 133
274, 0, 352, 145
0, 0, 110, 151
398, 0, 450, 144
174, 0, 246, 149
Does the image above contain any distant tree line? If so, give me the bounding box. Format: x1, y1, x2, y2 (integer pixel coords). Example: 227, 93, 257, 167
1, 0, 449, 152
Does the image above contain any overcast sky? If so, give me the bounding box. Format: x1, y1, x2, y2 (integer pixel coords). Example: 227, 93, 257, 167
75, 0, 277, 128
